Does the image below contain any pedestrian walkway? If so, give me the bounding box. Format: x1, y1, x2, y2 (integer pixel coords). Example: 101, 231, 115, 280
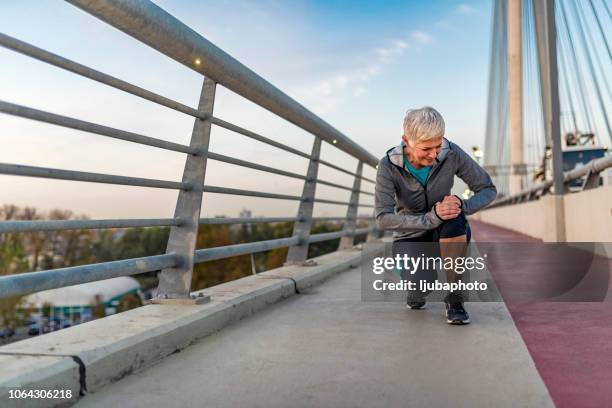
77, 227, 554, 407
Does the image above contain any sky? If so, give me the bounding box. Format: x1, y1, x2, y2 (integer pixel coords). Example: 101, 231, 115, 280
0, 0, 492, 219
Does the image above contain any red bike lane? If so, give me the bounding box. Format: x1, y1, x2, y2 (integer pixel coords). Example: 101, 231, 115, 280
470, 220, 612, 408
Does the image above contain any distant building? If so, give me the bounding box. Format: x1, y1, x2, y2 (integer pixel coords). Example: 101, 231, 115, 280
24, 277, 142, 322
230, 208, 253, 235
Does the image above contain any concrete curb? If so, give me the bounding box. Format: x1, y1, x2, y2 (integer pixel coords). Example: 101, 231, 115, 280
0, 354, 81, 407
0, 245, 382, 407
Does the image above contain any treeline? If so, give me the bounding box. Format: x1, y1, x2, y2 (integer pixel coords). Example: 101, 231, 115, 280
0, 204, 369, 303
191, 221, 358, 290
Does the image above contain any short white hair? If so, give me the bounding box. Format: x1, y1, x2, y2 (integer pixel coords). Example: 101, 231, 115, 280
403, 106, 445, 146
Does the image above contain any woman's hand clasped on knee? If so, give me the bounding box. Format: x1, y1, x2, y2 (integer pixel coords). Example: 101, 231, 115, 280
435, 195, 462, 220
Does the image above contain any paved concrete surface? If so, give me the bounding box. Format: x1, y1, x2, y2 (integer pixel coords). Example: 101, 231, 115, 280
77, 264, 554, 408
0, 248, 375, 398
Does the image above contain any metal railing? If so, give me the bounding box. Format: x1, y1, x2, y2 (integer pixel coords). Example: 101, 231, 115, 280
0, 0, 380, 300
488, 155, 612, 208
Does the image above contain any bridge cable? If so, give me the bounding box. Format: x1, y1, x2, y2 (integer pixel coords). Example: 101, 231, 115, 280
576, 0, 612, 103
559, 0, 596, 134
602, 0, 612, 22
568, 0, 611, 142
587, 0, 611, 62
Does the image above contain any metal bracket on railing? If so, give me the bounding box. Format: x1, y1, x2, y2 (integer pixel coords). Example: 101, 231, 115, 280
581, 169, 601, 190
527, 190, 538, 201
150, 292, 211, 305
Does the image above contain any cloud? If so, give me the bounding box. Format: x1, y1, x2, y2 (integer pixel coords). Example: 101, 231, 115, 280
353, 87, 367, 97
291, 35, 428, 113
457, 4, 478, 15
434, 19, 451, 28
375, 39, 408, 63
410, 31, 433, 44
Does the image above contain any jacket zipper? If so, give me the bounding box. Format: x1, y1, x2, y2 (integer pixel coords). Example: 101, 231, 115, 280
399, 166, 429, 213
424, 164, 441, 212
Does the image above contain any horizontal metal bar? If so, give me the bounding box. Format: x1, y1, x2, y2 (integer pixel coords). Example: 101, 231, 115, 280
490, 184, 551, 207
199, 216, 374, 225
564, 154, 612, 180
0, 33, 205, 120
314, 178, 375, 196
207, 152, 306, 180
67, 0, 378, 167
0, 218, 181, 233
490, 155, 612, 207
313, 198, 351, 206
194, 236, 300, 263
307, 230, 345, 243
0, 100, 195, 154
0, 253, 178, 298
199, 217, 298, 225
318, 159, 376, 183
353, 226, 375, 235
207, 137, 376, 197
312, 216, 372, 221
318, 159, 361, 178
0, 163, 189, 190
358, 190, 375, 196
307, 226, 375, 244
359, 175, 376, 184
210, 117, 310, 160
202, 185, 301, 200
311, 198, 373, 207
315, 179, 353, 192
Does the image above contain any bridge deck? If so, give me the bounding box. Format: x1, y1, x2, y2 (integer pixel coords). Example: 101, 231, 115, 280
77, 233, 554, 407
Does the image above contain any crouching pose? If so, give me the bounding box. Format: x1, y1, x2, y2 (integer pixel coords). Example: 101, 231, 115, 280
374, 107, 496, 324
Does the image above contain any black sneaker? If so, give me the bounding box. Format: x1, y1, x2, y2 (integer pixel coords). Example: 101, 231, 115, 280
445, 300, 470, 324
407, 299, 426, 309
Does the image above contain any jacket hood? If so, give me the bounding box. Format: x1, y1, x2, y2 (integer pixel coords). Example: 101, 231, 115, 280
385, 137, 452, 169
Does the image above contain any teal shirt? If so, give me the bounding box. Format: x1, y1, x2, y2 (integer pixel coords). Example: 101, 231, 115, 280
404, 157, 431, 186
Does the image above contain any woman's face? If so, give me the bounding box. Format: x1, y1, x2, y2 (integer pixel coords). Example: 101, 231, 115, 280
403, 136, 443, 168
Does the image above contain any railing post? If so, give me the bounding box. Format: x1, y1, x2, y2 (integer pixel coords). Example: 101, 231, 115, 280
366, 210, 379, 243
154, 77, 216, 303
285, 137, 322, 265
338, 161, 363, 250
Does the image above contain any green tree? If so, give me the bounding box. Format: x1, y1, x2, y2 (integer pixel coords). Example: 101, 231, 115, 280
90, 227, 170, 290
117, 293, 142, 313
91, 295, 106, 319
192, 224, 252, 290
0, 205, 30, 330
40, 302, 53, 318
308, 222, 343, 258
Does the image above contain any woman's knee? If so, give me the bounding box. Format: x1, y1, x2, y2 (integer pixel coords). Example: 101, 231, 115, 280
438, 214, 469, 239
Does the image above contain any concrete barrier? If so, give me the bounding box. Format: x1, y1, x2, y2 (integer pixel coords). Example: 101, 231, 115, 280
0, 355, 81, 407
471, 186, 612, 244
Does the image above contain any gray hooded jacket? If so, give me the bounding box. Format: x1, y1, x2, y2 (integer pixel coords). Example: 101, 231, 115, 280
374, 138, 497, 240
